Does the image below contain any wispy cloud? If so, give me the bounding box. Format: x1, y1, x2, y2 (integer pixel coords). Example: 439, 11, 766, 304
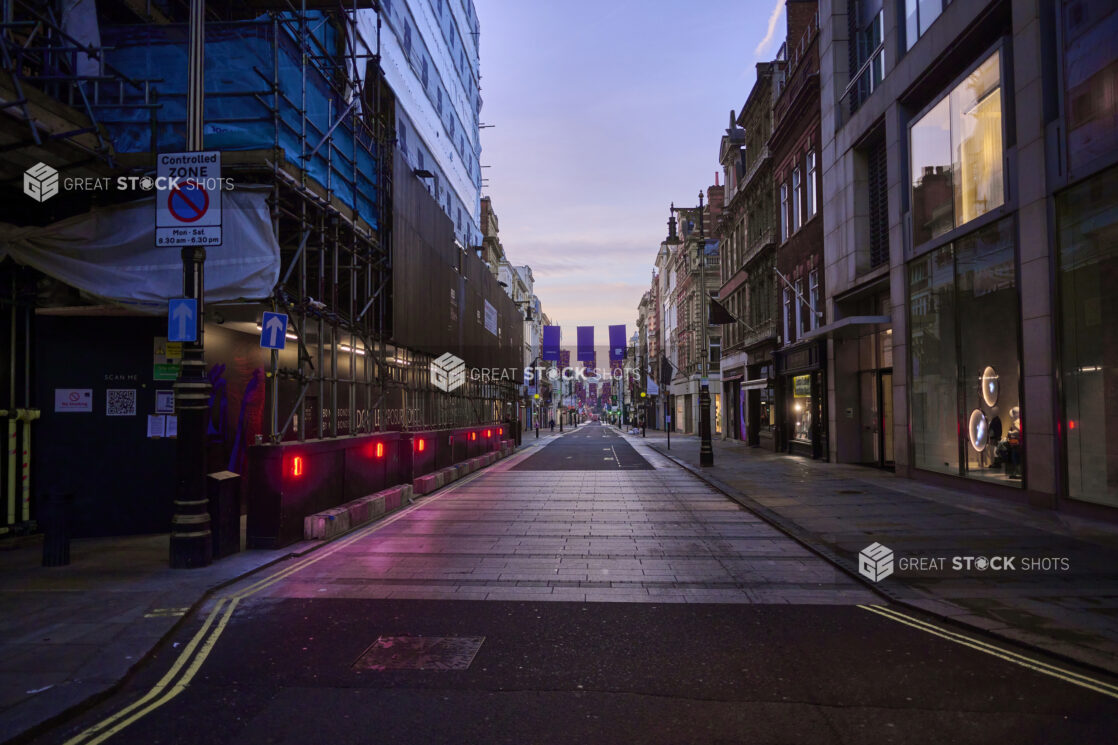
754, 0, 785, 57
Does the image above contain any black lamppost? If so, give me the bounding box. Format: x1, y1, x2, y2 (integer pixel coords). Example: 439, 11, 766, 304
697, 191, 714, 466
171, 0, 213, 568
529, 354, 542, 439
674, 194, 714, 467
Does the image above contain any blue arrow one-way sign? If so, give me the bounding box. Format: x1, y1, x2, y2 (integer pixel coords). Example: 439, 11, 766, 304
260, 311, 288, 350
168, 298, 197, 342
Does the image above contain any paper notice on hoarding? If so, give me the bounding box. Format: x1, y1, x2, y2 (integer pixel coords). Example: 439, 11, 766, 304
147, 414, 166, 438
165, 415, 178, 437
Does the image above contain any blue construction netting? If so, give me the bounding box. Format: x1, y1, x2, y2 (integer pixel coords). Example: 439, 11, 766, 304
99, 18, 378, 228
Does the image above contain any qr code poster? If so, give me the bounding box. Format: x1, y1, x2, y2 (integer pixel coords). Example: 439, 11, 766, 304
106, 388, 138, 417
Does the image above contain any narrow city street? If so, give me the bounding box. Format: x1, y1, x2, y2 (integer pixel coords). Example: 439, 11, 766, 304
38, 423, 1118, 745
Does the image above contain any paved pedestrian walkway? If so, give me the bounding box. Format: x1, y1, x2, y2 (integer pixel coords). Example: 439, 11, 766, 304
0, 531, 318, 742
241, 425, 876, 606
622, 426, 1118, 674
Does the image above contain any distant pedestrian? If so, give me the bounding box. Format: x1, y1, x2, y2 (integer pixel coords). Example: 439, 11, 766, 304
549, 418, 555, 432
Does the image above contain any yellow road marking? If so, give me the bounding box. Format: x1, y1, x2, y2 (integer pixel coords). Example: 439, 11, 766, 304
65, 476, 478, 745
858, 604, 1118, 700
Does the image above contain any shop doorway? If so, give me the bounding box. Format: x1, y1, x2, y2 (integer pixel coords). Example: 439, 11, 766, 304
747, 388, 761, 446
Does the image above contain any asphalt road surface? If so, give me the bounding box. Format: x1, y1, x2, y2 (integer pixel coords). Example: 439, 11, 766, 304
36, 423, 1118, 745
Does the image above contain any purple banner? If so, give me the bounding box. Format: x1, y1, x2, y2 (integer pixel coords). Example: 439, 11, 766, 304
577, 326, 595, 363
609, 324, 627, 362
542, 326, 561, 361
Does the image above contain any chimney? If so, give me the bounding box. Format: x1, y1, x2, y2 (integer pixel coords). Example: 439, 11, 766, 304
786, 0, 818, 56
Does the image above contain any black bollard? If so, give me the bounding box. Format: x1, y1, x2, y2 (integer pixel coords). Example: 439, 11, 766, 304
41, 491, 74, 567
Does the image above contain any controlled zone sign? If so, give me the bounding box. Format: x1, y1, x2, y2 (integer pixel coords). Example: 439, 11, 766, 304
156, 151, 222, 246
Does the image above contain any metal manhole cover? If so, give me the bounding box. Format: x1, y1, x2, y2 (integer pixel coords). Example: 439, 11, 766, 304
353, 636, 485, 671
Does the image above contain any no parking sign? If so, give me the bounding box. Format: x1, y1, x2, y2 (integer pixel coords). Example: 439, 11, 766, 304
156, 151, 223, 246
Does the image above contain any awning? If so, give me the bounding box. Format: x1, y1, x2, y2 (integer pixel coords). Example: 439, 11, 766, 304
799, 315, 891, 341
743, 377, 771, 390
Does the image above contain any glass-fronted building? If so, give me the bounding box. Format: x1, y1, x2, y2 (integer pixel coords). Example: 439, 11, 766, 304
819, 0, 1118, 515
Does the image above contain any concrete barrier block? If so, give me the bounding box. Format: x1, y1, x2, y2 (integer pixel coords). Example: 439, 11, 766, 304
303, 506, 351, 540
362, 494, 387, 519
413, 473, 439, 495
347, 498, 372, 525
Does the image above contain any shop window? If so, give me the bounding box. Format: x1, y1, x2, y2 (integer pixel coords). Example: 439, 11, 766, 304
911, 49, 1005, 247
1057, 165, 1118, 508
908, 216, 1021, 486
791, 374, 813, 444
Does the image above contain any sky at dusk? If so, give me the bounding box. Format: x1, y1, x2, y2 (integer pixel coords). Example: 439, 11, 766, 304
476, 0, 787, 340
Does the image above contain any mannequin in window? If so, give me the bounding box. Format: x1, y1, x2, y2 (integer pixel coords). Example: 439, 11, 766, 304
1005, 406, 1022, 479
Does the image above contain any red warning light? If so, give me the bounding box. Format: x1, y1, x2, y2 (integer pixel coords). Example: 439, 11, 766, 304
486, 429, 492, 438
291, 456, 304, 478
1069, 420, 1077, 430
470, 432, 477, 441
376, 442, 385, 458
417, 438, 426, 452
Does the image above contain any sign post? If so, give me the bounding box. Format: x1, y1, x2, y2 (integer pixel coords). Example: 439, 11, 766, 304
170, 0, 213, 569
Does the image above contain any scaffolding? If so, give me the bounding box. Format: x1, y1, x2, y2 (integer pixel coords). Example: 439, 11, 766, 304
0, 0, 516, 534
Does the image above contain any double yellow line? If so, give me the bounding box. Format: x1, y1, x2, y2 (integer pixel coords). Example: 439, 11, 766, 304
859, 604, 1118, 700
63, 472, 480, 745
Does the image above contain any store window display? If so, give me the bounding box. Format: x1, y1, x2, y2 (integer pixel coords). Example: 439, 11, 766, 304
908, 217, 1022, 486
791, 374, 812, 444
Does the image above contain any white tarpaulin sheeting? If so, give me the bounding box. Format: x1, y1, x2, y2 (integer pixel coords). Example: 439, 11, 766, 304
0, 186, 279, 313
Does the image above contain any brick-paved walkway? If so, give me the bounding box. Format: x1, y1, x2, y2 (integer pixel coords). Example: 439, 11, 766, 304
623, 426, 1118, 674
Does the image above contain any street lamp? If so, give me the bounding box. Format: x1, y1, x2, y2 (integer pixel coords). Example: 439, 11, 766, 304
697, 190, 714, 466
674, 193, 714, 467
640, 390, 647, 437
533, 391, 541, 438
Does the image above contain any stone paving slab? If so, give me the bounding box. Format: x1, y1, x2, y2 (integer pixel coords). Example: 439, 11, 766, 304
239, 429, 878, 611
